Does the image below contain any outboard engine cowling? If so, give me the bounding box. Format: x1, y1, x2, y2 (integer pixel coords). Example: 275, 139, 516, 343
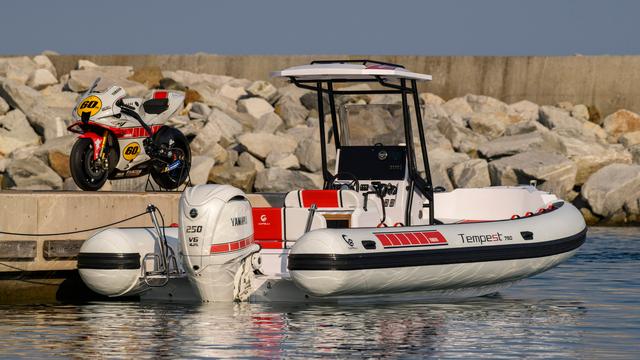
179, 184, 258, 302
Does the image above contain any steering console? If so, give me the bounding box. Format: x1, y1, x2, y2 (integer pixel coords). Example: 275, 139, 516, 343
329, 172, 360, 191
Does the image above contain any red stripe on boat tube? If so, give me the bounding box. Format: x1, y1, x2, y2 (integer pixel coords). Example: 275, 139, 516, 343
374, 231, 448, 248
376, 234, 393, 247
210, 235, 254, 254
300, 190, 340, 208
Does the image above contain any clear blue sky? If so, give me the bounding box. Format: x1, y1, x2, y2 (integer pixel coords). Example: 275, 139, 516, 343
1, 0, 638, 55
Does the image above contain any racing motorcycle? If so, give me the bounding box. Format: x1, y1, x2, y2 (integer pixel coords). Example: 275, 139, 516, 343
67, 78, 191, 191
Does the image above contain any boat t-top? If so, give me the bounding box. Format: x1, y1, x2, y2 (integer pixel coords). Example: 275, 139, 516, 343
77, 60, 587, 302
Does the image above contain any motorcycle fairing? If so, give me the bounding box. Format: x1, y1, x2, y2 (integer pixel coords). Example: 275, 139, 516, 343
78, 131, 104, 161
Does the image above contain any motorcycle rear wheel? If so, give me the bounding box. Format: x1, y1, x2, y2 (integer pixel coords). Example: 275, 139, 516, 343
150, 127, 191, 190
70, 138, 111, 191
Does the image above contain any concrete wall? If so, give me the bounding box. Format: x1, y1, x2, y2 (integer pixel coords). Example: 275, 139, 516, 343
0, 191, 278, 273
49, 54, 640, 116
0, 191, 182, 273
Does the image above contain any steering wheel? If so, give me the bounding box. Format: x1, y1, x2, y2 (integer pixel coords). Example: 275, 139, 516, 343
329, 172, 360, 191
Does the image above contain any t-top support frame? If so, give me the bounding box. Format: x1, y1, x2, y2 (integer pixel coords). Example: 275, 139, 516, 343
289, 76, 435, 225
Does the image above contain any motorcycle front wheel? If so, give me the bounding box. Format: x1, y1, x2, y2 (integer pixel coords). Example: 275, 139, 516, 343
150, 127, 191, 190
70, 138, 110, 191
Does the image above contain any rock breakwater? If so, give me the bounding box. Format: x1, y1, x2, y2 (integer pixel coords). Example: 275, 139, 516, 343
0, 54, 639, 225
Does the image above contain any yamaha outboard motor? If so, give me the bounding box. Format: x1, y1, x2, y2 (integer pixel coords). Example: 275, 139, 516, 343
179, 184, 259, 302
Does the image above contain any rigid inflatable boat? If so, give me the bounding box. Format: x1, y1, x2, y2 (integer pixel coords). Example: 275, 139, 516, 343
77, 60, 586, 302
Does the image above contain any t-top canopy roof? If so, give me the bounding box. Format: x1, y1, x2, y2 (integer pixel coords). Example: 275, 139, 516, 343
272, 59, 432, 82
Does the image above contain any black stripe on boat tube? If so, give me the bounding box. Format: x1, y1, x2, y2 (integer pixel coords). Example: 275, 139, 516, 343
288, 228, 587, 271
77, 252, 141, 270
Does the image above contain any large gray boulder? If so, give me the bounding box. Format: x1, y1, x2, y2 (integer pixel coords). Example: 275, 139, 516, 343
0, 56, 38, 84
0, 110, 41, 156
581, 164, 640, 218
300, 92, 329, 111
0, 77, 66, 141
466, 112, 512, 139
237, 152, 265, 172
265, 151, 299, 170
189, 156, 216, 185
25, 134, 76, 178
3, 156, 63, 190
449, 159, 491, 188
277, 84, 309, 103
208, 165, 256, 193
246, 80, 279, 103
422, 103, 452, 128
424, 127, 454, 152
437, 119, 486, 154
441, 97, 473, 119
420, 93, 444, 105
237, 133, 297, 160
293, 129, 336, 173
217, 84, 247, 101
254, 112, 284, 134
630, 145, 640, 164
557, 135, 632, 185
189, 102, 211, 117
465, 94, 509, 113
571, 104, 590, 121
295, 136, 323, 172
478, 131, 564, 160
33, 55, 57, 78
285, 124, 316, 140
190, 84, 235, 109
0, 96, 9, 116
508, 100, 539, 123
488, 150, 577, 198
619, 131, 640, 148
603, 109, 640, 142
504, 120, 549, 136
274, 95, 309, 128
189, 118, 222, 156
27, 68, 58, 90
539, 105, 606, 142
428, 149, 470, 190
254, 168, 317, 192
237, 97, 274, 120
40, 84, 78, 109
204, 108, 243, 147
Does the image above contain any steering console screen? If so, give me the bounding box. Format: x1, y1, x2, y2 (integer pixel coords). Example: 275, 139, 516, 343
337, 146, 406, 180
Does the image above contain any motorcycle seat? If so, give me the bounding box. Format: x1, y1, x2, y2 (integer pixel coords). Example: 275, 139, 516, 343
142, 98, 169, 114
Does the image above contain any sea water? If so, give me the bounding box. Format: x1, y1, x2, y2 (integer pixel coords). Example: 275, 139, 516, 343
0, 227, 638, 359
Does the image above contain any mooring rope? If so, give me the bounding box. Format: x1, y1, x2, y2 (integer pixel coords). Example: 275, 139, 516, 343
0, 210, 152, 237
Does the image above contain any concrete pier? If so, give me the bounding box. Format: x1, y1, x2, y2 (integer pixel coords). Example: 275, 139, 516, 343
0, 191, 180, 303
0, 190, 282, 303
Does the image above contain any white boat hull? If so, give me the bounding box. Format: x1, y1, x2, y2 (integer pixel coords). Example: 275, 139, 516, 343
77, 185, 586, 303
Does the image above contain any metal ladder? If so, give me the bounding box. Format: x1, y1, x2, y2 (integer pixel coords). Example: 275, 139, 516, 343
141, 204, 182, 287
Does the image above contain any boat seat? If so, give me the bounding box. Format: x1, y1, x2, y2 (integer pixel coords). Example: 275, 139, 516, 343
285, 189, 382, 227
284, 189, 361, 208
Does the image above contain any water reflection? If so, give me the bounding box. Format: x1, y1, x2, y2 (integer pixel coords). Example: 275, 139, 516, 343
0, 228, 637, 358
0, 297, 589, 359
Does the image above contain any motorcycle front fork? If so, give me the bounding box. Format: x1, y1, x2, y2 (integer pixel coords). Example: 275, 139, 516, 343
98, 131, 109, 160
